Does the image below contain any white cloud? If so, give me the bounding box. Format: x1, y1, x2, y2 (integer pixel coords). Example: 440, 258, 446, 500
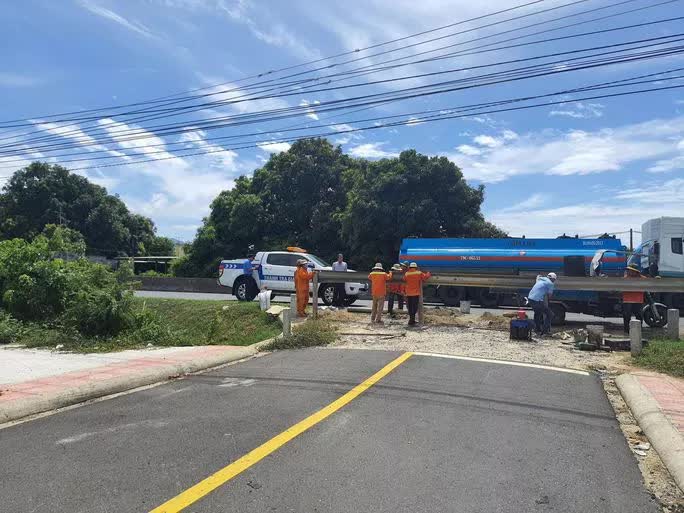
549, 102, 604, 119
448, 115, 684, 183
502, 130, 518, 141
499, 193, 550, 212
487, 179, 684, 240
258, 142, 291, 153
78, 1, 157, 39
299, 100, 319, 121
0, 72, 41, 88
473, 135, 502, 148
348, 142, 398, 159
456, 144, 481, 156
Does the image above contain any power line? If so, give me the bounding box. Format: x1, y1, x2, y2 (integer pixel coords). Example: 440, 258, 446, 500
0, 0, 550, 126
2, 0, 671, 148
56, 83, 684, 172
4, 68, 682, 170
4, 33, 682, 157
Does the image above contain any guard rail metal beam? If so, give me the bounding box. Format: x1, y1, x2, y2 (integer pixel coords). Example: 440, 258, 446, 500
315, 270, 684, 293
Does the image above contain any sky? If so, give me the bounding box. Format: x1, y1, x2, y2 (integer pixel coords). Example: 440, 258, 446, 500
1, 0, 683, 244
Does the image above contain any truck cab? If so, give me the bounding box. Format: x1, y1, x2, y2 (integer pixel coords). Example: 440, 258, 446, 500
628, 217, 684, 278
218, 249, 365, 305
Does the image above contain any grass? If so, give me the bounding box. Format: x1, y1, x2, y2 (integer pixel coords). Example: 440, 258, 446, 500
14, 298, 281, 353
265, 318, 338, 350
633, 339, 684, 377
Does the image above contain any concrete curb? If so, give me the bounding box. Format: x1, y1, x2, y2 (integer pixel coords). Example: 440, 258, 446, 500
0, 337, 281, 425
616, 374, 684, 492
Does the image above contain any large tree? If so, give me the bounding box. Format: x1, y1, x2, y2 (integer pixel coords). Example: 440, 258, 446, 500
178, 138, 353, 276
178, 139, 506, 276
340, 150, 506, 267
0, 162, 156, 256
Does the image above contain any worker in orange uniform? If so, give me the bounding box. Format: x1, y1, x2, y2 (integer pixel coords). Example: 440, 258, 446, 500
368, 263, 393, 324
622, 265, 645, 333
294, 259, 314, 317
404, 262, 431, 327
387, 263, 404, 316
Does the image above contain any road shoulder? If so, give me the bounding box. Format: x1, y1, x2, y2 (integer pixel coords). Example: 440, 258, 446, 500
0, 340, 275, 424
616, 372, 684, 493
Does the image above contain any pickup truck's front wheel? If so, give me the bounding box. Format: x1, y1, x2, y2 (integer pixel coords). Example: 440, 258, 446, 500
319, 283, 337, 306
234, 276, 258, 301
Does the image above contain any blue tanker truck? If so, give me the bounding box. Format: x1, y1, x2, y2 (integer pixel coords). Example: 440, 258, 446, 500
399, 217, 684, 325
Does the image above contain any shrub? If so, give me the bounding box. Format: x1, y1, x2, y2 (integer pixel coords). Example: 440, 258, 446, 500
266, 319, 338, 350
0, 233, 138, 337
0, 310, 24, 344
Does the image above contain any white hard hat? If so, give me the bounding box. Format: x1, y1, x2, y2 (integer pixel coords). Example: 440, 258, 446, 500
547, 272, 557, 281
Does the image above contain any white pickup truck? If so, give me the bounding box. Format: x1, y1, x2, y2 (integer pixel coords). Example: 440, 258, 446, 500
218, 250, 366, 305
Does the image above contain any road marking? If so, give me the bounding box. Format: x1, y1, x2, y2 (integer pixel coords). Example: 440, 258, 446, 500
149, 351, 414, 513
412, 352, 590, 376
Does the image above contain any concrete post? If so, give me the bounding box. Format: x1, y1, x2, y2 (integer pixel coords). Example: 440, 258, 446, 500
630, 319, 642, 357
290, 294, 297, 313
666, 309, 680, 340
312, 271, 319, 319
282, 308, 291, 337
418, 283, 425, 326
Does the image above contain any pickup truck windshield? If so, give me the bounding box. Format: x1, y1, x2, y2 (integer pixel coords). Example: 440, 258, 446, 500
306, 254, 330, 267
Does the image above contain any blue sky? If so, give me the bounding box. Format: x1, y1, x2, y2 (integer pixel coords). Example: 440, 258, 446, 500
1, 0, 683, 243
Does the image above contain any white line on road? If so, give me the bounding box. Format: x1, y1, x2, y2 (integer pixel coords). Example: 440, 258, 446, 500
412, 352, 590, 376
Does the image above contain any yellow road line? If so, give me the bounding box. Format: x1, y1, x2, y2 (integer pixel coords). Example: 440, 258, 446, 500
149, 351, 413, 513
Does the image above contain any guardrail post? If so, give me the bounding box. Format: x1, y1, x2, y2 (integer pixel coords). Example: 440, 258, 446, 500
312, 271, 319, 319
666, 309, 680, 340
418, 282, 425, 326
630, 319, 642, 357
282, 308, 291, 337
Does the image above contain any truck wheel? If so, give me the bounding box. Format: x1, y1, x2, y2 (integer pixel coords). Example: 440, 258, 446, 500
477, 289, 500, 308
550, 303, 566, 325
319, 284, 337, 306
643, 303, 668, 328
438, 285, 465, 307
234, 277, 258, 301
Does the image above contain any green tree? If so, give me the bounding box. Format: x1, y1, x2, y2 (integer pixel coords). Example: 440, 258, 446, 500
340, 150, 506, 268
177, 140, 506, 276
178, 139, 353, 275
147, 236, 175, 255
0, 162, 156, 256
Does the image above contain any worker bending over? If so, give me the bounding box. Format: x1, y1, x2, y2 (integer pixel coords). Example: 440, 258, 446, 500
527, 272, 557, 336
387, 263, 405, 315
294, 259, 314, 317
622, 265, 645, 333
404, 262, 431, 326
368, 263, 393, 324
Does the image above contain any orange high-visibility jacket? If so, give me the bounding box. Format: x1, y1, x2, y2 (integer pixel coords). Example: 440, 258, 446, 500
295, 267, 314, 292
404, 270, 431, 296
368, 271, 393, 298
388, 270, 405, 295
622, 273, 645, 303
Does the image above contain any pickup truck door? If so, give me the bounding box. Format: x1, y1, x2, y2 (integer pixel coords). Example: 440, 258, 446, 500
261, 253, 299, 291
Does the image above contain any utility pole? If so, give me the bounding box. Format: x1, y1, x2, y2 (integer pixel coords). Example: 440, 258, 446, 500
629, 228, 633, 252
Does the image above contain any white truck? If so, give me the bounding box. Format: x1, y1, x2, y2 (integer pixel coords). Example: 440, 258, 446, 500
218, 249, 366, 305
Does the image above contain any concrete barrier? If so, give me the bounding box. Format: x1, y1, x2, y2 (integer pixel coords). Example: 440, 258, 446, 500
138, 277, 228, 294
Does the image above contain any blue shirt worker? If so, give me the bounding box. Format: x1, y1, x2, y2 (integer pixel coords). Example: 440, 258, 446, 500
527, 272, 557, 336
243, 254, 255, 275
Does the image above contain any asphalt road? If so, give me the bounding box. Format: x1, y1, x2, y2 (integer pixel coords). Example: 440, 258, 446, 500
0, 349, 658, 512
135, 290, 684, 330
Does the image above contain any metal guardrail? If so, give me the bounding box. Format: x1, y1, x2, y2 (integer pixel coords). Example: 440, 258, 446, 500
315, 270, 684, 293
